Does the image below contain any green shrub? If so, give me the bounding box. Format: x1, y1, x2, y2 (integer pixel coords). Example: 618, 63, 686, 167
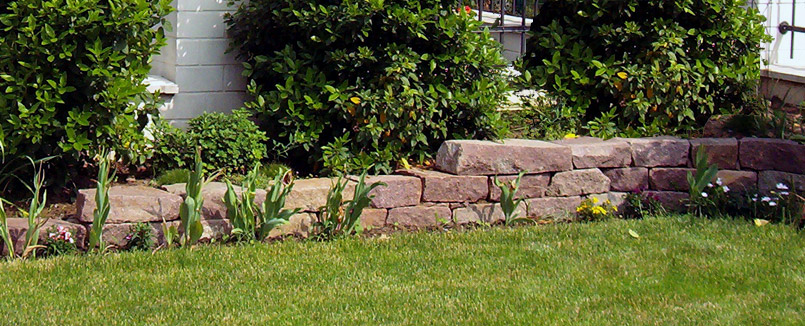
523, 0, 770, 136
226, 0, 509, 175
124, 222, 155, 251
0, 0, 172, 167
225, 163, 292, 190
151, 110, 268, 174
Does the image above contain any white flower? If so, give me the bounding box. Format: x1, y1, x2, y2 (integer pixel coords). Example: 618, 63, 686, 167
769, 201, 778, 207
751, 197, 758, 202
781, 191, 789, 196
707, 183, 713, 188
701, 192, 709, 198
69, 238, 74, 244
716, 178, 723, 186
722, 186, 730, 193
761, 196, 771, 202
776, 183, 789, 190
48, 233, 56, 238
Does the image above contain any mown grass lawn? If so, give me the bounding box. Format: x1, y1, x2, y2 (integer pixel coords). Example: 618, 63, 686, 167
0, 216, 803, 325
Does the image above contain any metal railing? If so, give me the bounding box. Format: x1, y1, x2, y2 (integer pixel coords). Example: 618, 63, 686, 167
472, 0, 540, 59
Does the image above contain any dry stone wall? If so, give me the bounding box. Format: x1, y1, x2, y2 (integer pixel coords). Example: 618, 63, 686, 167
58, 136, 805, 247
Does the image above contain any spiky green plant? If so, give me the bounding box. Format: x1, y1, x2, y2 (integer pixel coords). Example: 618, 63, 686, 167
88, 151, 115, 251
180, 148, 220, 247
224, 165, 300, 241
687, 148, 719, 216
315, 172, 385, 240
0, 199, 13, 259
493, 171, 531, 226
21, 158, 48, 258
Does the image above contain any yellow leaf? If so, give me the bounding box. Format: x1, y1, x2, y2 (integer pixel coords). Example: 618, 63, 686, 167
349, 96, 361, 105
617, 72, 628, 79
628, 229, 640, 238
563, 133, 578, 139
400, 158, 411, 169
754, 219, 770, 227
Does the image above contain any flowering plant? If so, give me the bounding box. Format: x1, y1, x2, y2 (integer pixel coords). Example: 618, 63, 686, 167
43, 225, 77, 257
690, 177, 731, 217
576, 197, 618, 221
621, 187, 665, 219
748, 183, 802, 225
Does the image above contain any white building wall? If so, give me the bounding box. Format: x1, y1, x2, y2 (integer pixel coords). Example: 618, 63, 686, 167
755, 0, 805, 105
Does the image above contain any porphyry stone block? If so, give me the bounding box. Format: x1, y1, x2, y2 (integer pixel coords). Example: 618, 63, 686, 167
435, 139, 572, 175
348, 175, 421, 208
2, 219, 87, 256
451, 202, 527, 224
553, 137, 631, 169
488, 173, 550, 201
623, 137, 690, 167
397, 169, 487, 203
526, 196, 582, 218
740, 138, 805, 174
603, 167, 649, 192
758, 170, 805, 193
76, 186, 183, 223
649, 168, 694, 192
387, 205, 452, 228
547, 168, 610, 196
690, 138, 739, 170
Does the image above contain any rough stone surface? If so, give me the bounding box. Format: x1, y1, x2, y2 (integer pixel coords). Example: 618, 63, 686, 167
386, 205, 452, 228
452, 202, 527, 224
643, 191, 688, 212
623, 137, 690, 167
758, 170, 805, 193
100, 221, 181, 248
348, 175, 421, 208
716, 170, 757, 192
603, 167, 649, 192
526, 196, 582, 218
436, 139, 572, 175
649, 168, 694, 192
488, 174, 550, 201
740, 138, 805, 174
285, 178, 356, 212
268, 213, 316, 239
360, 209, 388, 229
553, 137, 631, 169
690, 138, 739, 170
547, 169, 610, 196
588, 192, 629, 211
76, 186, 183, 223
397, 169, 487, 203
3, 219, 87, 256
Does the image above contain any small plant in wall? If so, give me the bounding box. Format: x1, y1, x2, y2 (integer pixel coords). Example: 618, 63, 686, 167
180, 148, 221, 247
687, 148, 720, 217
88, 150, 115, 252
42, 225, 78, 258
0, 200, 13, 259
224, 164, 299, 242
314, 172, 385, 240
576, 197, 618, 222
493, 172, 531, 226
0, 158, 48, 259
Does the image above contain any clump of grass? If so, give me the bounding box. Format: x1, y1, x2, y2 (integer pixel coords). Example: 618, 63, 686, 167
226, 163, 292, 189
154, 168, 190, 186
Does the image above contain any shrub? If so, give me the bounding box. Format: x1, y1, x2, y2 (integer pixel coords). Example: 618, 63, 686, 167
226, 0, 508, 175
151, 110, 268, 174
523, 0, 770, 136
0, 0, 172, 168
42, 225, 78, 258
124, 222, 155, 251
154, 169, 191, 187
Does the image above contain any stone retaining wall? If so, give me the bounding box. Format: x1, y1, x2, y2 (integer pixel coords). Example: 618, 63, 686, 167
10, 136, 800, 251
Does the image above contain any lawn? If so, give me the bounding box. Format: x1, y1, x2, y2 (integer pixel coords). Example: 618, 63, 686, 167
0, 216, 803, 325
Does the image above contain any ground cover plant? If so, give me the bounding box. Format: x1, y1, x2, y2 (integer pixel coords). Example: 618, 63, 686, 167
523, 0, 770, 137
226, 0, 509, 175
0, 217, 802, 324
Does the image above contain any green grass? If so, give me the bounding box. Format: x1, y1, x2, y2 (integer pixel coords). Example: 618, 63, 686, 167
1, 216, 803, 325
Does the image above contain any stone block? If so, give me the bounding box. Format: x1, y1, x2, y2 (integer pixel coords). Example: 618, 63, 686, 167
689, 138, 739, 170
526, 196, 582, 218
488, 173, 550, 201
649, 168, 694, 192
360, 209, 388, 230
285, 178, 356, 212
268, 213, 316, 239
715, 170, 757, 192
397, 169, 487, 203
643, 191, 688, 212
2, 219, 87, 256
435, 139, 572, 175
76, 186, 183, 223
603, 167, 649, 192
552, 137, 631, 168
740, 138, 805, 174
164, 182, 268, 220
387, 205, 452, 228
451, 202, 527, 224
347, 175, 421, 208
758, 171, 805, 193
547, 169, 610, 196
100, 221, 181, 248
623, 137, 690, 167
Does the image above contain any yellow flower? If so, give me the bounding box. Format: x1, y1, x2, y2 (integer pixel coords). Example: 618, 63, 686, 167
617, 72, 628, 79
591, 197, 599, 204
564, 133, 578, 139
349, 96, 361, 105
576, 206, 583, 212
